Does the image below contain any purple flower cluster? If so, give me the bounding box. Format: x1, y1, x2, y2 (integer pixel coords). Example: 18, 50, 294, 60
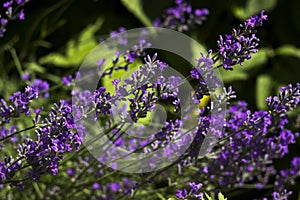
0, 86, 38, 126
217, 10, 267, 70
0, 157, 22, 183
17, 100, 84, 181
94, 87, 112, 117
30, 79, 50, 98
276, 157, 300, 189
62, 75, 73, 87
176, 182, 203, 199
195, 84, 299, 192
267, 83, 300, 113
190, 50, 221, 103
99, 30, 151, 80
0, 0, 29, 37
111, 53, 182, 123
0, 125, 18, 149
2, 2, 300, 199
153, 0, 209, 32
270, 190, 292, 200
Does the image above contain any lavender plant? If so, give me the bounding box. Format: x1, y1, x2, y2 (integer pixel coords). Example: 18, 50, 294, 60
0, 0, 299, 200
0, 0, 29, 37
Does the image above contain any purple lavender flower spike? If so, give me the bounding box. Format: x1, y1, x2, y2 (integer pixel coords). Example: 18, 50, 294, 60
17, 100, 84, 180
94, 87, 112, 117
176, 188, 188, 199
0, 0, 30, 37
217, 10, 267, 70
153, 0, 209, 32
176, 182, 203, 199
30, 79, 50, 98
0, 86, 38, 125
62, 75, 73, 86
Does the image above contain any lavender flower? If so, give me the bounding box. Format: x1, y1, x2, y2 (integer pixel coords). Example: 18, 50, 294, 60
1, 3, 298, 200
0, 86, 38, 125
98, 34, 151, 79
92, 182, 101, 190
111, 53, 178, 123
94, 87, 112, 117
0, 125, 18, 148
271, 190, 292, 200
0, 0, 30, 37
30, 79, 50, 98
176, 182, 203, 199
21, 73, 30, 81
154, 0, 209, 32
110, 27, 127, 46
190, 50, 221, 103
176, 188, 188, 199
62, 75, 73, 87
217, 10, 267, 70
0, 157, 22, 183
17, 100, 84, 180
267, 83, 300, 113
196, 84, 299, 190
275, 157, 300, 189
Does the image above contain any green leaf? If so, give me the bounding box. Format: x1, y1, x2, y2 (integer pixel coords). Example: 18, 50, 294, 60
241, 48, 269, 72
39, 18, 104, 67
270, 56, 300, 86
0, 76, 19, 99
256, 74, 273, 109
156, 193, 167, 200
220, 68, 249, 82
218, 192, 227, 200
25, 62, 46, 73
233, 0, 277, 19
275, 45, 300, 58
121, 0, 152, 27
204, 192, 213, 200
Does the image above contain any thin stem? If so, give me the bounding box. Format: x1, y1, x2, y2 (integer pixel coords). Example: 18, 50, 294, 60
8, 157, 23, 168
0, 125, 36, 143
72, 123, 126, 184
67, 118, 197, 197
0, 178, 29, 185
47, 83, 64, 92
61, 123, 119, 165
213, 112, 270, 146
68, 170, 118, 197
7, 46, 30, 85
121, 154, 189, 199
64, 123, 127, 196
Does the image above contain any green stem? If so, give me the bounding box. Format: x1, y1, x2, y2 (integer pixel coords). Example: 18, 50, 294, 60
8, 46, 29, 84
123, 154, 189, 199
68, 123, 119, 159
33, 182, 44, 199
0, 125, 36, 143
47, 83, 64, 92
